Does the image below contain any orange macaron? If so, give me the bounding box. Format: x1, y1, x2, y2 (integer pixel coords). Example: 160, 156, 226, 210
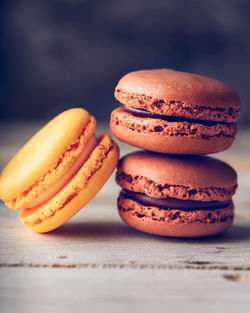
0, 108, 119, 233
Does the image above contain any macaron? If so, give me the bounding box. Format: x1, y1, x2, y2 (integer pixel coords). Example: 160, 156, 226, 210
0, 108, 119, 233
116, 151, 237, 237
110, 69, 240, 154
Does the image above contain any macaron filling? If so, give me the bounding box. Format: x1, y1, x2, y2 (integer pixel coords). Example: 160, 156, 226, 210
23, 134, 98, 209
123, 105, 232, 126
122, 189, 231, 211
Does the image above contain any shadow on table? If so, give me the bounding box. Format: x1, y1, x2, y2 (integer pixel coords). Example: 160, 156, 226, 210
197, 224, 250, 244
49, 220, 250, 244
49, 221, 145, 240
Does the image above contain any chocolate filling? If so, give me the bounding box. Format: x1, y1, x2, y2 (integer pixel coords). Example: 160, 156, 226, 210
122, 189, 230, 210
123, 105, 230, 126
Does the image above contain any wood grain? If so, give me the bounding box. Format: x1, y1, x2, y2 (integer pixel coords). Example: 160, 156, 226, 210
0, 123, 250, 313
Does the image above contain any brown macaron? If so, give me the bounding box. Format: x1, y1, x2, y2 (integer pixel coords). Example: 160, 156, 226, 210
116, 151, 237, 237
110, 69, 240, 154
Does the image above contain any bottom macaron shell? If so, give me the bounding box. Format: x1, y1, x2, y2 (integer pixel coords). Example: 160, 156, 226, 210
118, 195, 234, 237
111, 121, 234, 155
19, 135, 119, 233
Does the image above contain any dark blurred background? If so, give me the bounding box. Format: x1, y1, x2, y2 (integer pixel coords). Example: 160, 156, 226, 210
1, 0, 250, 124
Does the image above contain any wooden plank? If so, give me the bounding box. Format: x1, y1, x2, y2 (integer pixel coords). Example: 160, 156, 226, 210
1, 268, 250, 313
0, 124, 250, 313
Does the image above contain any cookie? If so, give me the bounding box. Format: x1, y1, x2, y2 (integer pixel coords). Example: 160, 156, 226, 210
0, 108, 119, 233
116, 151, 237, 237
110, 69, 240, 154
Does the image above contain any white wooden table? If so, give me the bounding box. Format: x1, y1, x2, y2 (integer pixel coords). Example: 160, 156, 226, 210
0, 122, 250, 313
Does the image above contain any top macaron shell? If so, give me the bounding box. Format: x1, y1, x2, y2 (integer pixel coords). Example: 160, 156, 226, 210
116, 151, 237, 202
0, 108, 95, 206
115, 69, 240, 122
118, 151, 237, 188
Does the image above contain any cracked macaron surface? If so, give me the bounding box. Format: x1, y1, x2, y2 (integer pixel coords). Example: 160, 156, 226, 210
116, 151, 237, 237
110, 69, 240, 154
0, 108, 119, 233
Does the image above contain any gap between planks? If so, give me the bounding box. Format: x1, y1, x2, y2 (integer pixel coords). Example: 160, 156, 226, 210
1, 262, 250, 271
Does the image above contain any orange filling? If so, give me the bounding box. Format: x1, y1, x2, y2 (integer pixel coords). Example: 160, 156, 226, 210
24, 134, 97, 209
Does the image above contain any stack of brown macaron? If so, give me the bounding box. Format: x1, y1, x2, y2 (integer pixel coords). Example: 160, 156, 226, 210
110, 69, 240, 237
